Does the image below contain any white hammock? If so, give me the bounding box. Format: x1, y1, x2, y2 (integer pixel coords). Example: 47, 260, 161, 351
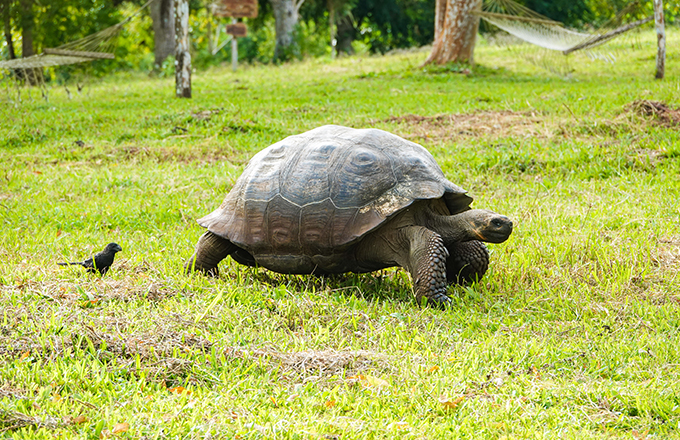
477, 0, 652, 54
0, 0, 155, 71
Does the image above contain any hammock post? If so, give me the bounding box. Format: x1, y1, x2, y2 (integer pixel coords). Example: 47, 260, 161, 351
174, 0, 191, 98
654, 0, 665, 79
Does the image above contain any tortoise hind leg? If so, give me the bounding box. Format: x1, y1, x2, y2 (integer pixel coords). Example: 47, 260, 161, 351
355, 226, 450, 307
445, 240, 489, 285
185, 231, 238, 277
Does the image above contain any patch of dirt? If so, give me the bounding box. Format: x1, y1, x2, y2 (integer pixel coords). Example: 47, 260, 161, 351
232, 347, 379, 376
0, 384, 30, 399
0, 304, 381, 382
0, 410, 62, 433
380, 111, 549, 141
114, 144, 249, 165
626, 100, 680, 127
4, 277, 179, 305
191, 108, 222, 122
656, 236, 680, 268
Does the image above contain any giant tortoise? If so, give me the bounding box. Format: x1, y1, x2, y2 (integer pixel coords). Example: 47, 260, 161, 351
185, 125, 513, 306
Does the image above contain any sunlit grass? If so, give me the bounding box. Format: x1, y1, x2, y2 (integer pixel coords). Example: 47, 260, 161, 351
0, 29, 679, 439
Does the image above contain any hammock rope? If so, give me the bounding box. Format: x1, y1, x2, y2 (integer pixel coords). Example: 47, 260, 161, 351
0, 0, 156, 71
477, 0, 652, 54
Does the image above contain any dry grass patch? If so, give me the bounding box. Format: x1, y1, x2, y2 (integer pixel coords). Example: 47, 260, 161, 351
656, 236, 680, 268
0, 410, 62, 433
0, 384, 30, 400
4, 277, 178, 305
381, 111, 551, 141
239, 347, 380, 376
626, 100, 680, 127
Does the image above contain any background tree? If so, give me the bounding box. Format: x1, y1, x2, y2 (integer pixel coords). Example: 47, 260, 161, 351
352, 0, 435, 53
327, 0, 355, 55
270, 0, 305, 61
150, 0, 175, 70
425, 0, 481, 65
1, 0, 16, 60
19, 0, 43, 83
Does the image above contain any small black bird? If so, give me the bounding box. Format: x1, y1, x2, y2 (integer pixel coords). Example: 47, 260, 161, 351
58, 242, 123, 275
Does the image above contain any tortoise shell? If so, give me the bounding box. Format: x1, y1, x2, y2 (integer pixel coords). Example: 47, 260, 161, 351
198, 125, 472, 260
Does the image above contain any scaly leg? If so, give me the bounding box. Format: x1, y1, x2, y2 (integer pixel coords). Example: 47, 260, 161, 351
355, 226, 450, 307
445, 240, 489, 285
185, 231, 238, 276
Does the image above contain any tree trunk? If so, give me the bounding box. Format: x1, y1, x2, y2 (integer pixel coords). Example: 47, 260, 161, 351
150, 0, 175, 70
1, 0, 16, 59
270, 0, 303, 62
19, 0, 41, 84
654, 0, 665, 80
336, 16, 354, 55
425, 0, 481, 65
328, 0, 336, 56
174, 0, 191, 98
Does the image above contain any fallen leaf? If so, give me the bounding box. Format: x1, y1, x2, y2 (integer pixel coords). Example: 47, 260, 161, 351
112, 422, 129, 434
168, 386, 191, 395
270, 396, 278, 407
427, 365, 440, 373
324, 400, 336, 408
438, 395, 465, 410
73, 415, 88, 424
20, 351, 30, 360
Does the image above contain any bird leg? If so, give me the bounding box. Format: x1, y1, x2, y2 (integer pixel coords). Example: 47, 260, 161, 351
185, 231, 238, 277
445, 240, 489, 285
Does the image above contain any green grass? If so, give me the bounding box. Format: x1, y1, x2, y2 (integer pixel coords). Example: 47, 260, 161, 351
1, 32, 679, 439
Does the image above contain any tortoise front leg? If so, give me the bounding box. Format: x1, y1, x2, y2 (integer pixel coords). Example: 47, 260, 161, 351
185, 231, 238, 276
355, 226, 451, 307
445, 240, 489, 285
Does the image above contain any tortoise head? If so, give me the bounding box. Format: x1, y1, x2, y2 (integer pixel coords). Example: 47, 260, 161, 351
466, 209, 513, 243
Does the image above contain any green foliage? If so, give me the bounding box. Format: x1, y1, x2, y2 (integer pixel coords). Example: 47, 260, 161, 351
1, 0, 677, 78
519, 0, 594, 27
352, 0, 436, 53
518, 0, 678, 28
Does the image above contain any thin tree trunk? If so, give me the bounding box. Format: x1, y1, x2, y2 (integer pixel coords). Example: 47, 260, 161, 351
270, 0, 303, 62
1, 0, 16, 59
151, 0, 175, 70
425, 0, 481, 65
174, 0, 191, 98
19, 0, 42, 85
328, 0, 336, 56
654, 0, 665, 79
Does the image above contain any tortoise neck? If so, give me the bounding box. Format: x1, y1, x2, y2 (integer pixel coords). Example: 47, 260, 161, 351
426, 210, 478, 245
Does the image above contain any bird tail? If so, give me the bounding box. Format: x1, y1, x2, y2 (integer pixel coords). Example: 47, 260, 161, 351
58, 262, 84, 266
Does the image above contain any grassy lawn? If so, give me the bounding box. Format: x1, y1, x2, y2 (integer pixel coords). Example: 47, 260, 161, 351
1, 31, 679, 439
